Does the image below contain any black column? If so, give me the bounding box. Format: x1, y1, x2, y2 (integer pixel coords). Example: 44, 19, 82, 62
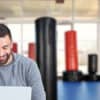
35, 17, 57, 100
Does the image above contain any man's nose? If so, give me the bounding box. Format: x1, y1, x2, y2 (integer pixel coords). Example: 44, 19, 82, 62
0, 49, 5, 57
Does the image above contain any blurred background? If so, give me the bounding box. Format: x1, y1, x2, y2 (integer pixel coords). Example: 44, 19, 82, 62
0, 0, 99, 77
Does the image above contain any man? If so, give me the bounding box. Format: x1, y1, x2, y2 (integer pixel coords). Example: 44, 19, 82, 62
0, 24, 46, 100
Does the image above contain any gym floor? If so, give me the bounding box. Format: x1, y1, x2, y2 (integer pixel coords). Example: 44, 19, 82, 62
58, 80, 100, 100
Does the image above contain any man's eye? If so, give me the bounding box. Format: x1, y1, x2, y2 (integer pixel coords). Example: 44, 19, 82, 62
3, 47, 8, 49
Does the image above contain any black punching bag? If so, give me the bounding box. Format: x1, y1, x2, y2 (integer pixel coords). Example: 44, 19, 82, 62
88, 54, 98, 81
35, 17, 57, 100
88, 54, 98, 74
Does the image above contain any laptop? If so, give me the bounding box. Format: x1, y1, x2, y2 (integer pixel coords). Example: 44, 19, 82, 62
0, 86, 32, 100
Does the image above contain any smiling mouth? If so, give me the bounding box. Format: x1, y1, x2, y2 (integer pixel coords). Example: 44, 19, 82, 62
0, 58, 5, 61
0, 57, 5, 59
0, 58, 4, 60
0, 55, 7, 61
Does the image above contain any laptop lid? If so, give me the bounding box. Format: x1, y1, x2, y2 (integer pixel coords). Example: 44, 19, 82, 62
0, 87, 32, 100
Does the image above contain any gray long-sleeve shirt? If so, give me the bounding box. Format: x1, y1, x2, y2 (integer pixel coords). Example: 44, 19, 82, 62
0, 53, 46, 100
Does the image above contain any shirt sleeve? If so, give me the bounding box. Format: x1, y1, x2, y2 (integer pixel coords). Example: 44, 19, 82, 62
26, 60, 46, 100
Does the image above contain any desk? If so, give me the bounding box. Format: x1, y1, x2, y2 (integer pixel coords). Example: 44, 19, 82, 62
58, 80, 100, 100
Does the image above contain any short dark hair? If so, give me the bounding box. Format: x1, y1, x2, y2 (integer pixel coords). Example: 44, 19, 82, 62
0, 24, 12, 40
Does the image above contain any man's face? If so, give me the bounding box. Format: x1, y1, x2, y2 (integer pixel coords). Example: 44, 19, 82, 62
0, 35, 12, 65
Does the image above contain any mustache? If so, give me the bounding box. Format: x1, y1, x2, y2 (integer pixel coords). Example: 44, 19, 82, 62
0, 54, 8, 57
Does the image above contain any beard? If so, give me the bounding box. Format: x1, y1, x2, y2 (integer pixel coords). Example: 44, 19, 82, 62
0, 53, 11, 65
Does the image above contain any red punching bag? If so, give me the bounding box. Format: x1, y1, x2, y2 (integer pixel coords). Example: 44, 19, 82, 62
65, 30, 78, 71
12, 43, 18, 53
28, 43, 36, 60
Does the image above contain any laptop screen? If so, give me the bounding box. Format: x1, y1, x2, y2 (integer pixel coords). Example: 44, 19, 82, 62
0, 87, 32, 100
